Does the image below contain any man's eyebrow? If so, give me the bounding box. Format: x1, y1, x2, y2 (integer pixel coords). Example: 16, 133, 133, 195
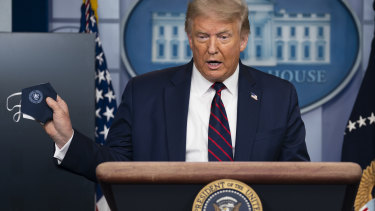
194, 30, 232, 36
217, 30, 231, 35
195, 31, 209, 34
194, 31, 210, 37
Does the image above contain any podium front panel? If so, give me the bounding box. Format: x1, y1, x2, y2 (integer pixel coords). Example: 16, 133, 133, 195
108, 184, 348, 211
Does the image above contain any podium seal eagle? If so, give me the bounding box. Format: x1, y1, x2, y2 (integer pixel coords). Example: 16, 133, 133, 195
192, 179, 262, 211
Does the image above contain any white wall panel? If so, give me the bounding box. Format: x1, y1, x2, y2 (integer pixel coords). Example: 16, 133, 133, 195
364, 0, 375, 21
302, 108, 322, 161
99, 23, 120, 69
0, 0, 12, 32
52, 0, 81, 19
98, 0, 119, 19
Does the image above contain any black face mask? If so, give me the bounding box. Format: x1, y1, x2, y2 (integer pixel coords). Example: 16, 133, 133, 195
6, 83, 57, 124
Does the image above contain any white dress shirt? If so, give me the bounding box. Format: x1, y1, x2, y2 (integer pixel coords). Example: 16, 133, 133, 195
185, 64, 238, 161
54, 130, 73, 164
54, 63, 239, 163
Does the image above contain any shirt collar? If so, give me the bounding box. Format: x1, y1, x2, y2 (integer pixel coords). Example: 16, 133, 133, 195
191, 63, 239, 96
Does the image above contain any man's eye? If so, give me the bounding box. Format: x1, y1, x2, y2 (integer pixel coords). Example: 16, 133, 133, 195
198, 35, 208, 39
219, 35, 229, 40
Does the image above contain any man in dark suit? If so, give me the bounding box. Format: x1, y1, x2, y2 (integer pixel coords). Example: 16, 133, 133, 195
44, 0, 310, 182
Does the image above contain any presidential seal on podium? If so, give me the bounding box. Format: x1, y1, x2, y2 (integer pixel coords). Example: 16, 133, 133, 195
192, 179, 263, 211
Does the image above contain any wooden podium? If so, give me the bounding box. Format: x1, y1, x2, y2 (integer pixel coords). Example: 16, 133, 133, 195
96, 162, 362, 211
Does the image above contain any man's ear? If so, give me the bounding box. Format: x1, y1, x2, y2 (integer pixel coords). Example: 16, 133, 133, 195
240, 33, 249, 52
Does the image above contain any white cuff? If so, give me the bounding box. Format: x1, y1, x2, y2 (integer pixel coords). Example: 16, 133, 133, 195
53, 130, 74, 165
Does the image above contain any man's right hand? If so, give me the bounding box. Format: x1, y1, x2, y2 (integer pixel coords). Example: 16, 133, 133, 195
44, 95, 74, 149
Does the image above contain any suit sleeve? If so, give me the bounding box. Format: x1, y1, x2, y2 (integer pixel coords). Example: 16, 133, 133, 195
278, 84, 310, 161
59, 79, 135, 182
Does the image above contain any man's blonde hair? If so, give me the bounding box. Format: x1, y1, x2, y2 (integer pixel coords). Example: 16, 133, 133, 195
185, 0, 250, 37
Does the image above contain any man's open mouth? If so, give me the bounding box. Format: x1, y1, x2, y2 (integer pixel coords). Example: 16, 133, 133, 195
207, 60, 222, 67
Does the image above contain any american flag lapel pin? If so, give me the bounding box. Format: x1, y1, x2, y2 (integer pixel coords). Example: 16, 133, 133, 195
250, 92, 258, 101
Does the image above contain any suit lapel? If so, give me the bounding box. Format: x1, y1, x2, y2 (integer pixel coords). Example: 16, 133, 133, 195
234, 63, 262, 161
164, 61, 193, 161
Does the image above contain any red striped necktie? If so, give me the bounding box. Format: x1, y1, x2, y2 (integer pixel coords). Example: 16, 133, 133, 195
208, 82, 234, 161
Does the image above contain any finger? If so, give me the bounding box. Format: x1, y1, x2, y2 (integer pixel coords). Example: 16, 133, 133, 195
56, 96, 69, 114
42, 120, 57, 137
46, 97, 61, 112
56, 95, 63, 102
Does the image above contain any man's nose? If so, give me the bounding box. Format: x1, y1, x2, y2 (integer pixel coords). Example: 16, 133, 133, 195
208, 37, 218, 55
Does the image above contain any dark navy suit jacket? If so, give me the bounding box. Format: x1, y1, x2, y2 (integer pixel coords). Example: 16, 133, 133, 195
61, 60, 310, 181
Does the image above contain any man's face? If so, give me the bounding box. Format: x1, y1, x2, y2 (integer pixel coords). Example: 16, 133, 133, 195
188, 14, 248, 82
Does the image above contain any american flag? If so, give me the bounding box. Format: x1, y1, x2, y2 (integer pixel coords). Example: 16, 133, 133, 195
79, 0, 117, 210
341, 1, 375, 170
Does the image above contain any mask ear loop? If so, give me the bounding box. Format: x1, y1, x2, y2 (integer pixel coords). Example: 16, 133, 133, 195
6, 92, 22, 122
12, 109, 21, 122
